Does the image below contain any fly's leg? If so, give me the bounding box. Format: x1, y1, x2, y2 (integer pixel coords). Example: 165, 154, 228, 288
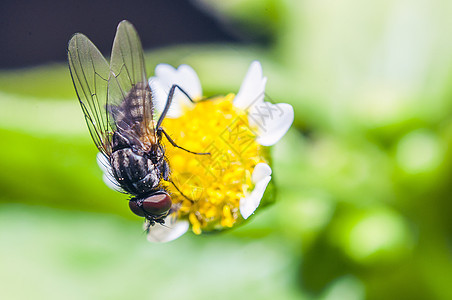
156, 84, 210, 155
169, 179, 195, 203
156, 84, 216, 126
158, 127, 210, 155
157, 84, 195, 128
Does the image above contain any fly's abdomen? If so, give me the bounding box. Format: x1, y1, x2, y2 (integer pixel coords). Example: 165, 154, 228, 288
110, 148, 160, 195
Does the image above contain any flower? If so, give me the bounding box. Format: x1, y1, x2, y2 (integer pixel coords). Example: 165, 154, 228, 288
98, 61, 293, 242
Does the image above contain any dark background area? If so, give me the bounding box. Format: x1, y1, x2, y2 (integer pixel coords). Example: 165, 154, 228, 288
0, 0, 240, 69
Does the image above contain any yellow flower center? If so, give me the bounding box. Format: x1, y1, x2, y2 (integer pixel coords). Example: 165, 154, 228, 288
161, 94, 267, 234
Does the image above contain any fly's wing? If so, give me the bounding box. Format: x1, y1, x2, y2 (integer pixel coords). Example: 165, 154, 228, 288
68, 34, 113, 156
108, 20, 156, 150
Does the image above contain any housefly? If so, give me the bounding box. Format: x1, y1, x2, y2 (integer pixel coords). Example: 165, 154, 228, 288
67, 20, 207, 226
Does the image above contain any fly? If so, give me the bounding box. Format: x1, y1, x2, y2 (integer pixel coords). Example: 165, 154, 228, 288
67, 20, 208, 227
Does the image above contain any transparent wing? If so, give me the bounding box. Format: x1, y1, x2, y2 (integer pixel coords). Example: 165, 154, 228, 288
108, 20, 156, 150
68, 34, 113, 156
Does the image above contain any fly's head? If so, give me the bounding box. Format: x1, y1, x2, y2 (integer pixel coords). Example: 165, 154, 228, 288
128, 192, 172, 224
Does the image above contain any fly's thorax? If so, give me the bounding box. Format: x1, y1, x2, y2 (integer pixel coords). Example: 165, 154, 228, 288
150, 143, 170, 182
146, 142, 165, 164
110, 147, 161, 195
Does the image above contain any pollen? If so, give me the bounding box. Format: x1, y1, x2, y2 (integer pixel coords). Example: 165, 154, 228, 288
161, 94, 268, 233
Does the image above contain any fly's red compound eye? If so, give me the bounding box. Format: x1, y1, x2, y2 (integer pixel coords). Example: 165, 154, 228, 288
142, 193, 172, 216
129, 200, 146, 217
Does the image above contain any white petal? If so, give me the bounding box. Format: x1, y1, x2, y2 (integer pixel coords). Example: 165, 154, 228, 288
96, 152, 111, 174
240, 163, 272, 219
96, 153, 124, 192
252, 163, 272, 182
240, 176, 272, 220
248, 102, 294, 146
102, 173, 124, 193
148, 77, 168, 116
233, 61, 267, 110
147, 216, 189, 243
155, 64, 202, 98
176, 65, 202, 98
149, 64, 201, 118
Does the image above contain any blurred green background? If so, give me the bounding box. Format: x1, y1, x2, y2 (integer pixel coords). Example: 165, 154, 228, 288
2, 0, 452, 299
